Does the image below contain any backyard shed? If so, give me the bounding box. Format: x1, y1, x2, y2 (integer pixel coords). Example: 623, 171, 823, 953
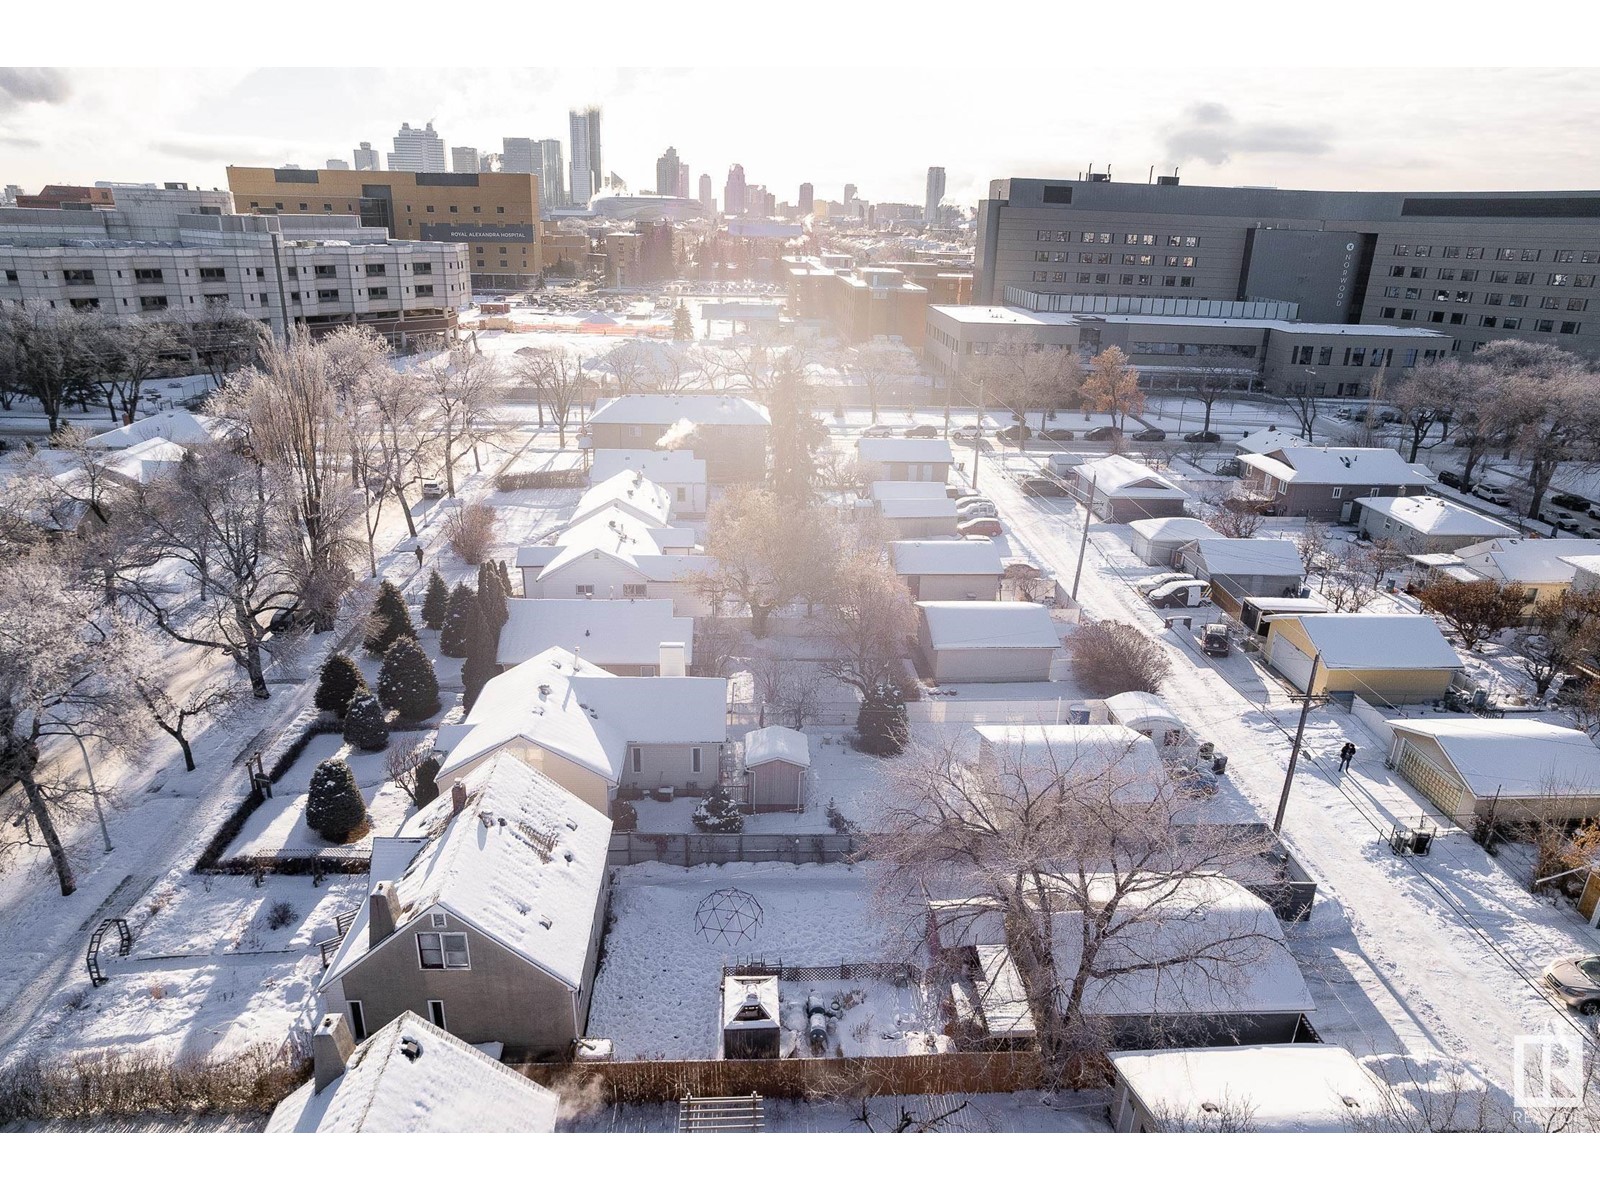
1178, 539, 1305, 616
916, 601, 1060, 683
1354, 494, 1515, 554
876, 494, 960, 538
743, 726, 810, 813
1386, 718, 1600, 825
1104, 691, 1187, 748
1128, 517, 1215, 566
1264, 614, 1462, 704
720, 973, 781, 1060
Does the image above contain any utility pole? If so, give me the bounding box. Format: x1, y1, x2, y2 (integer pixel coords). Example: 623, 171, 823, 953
67, 728, 113, 854
972, 381, 984, 487
1070, 475, 1097, 601
1273, 652, 1324, 834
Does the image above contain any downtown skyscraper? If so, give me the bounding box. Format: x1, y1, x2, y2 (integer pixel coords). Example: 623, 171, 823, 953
925, 165, 946, 225
569, 107, 602, 206
656, 146, 681, 197
387, 121, 446, 171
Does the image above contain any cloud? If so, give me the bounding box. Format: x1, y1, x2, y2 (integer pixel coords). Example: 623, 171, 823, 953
0, 68, 70, 111
1162, 102, 1334, 167
0, 133, 42, 149
149, 134, 297, 164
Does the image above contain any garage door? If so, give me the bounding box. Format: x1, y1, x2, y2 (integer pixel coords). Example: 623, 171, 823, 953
1267, 634, 1315, 692
1396, 741, 1467, 818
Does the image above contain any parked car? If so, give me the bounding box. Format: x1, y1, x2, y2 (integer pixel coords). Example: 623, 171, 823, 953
1435, 468, 1465, 489
1020, 475, 1068, 497
1473, 481, 1511, 505
420, 478, 444, 499
1543, 956, 1600, 1015
1083, 426, 1118, 442
1131, 428, 1167, 442
997, 424, 1030, 445
1138, 572, 1202, 596
858, 424, 897, 438
1037, 427, 1076, 442
1184, 430, 1222, 443
1148, 580, 1211, 609
952, 425, 985, 443
954, 492, 991, 509
1200, 623, 1231, 657
946, 484, 979, 500
956, 516, 1003, 537
1377, 408, 1401, 424
1556, 513, 1585, 533
955, 502, 999, 520
905, 424, 941, 438
1550, 492, 1591, 511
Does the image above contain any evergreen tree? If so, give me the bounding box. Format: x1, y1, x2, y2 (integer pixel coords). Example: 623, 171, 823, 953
363, 580, 417, 657
461, 611, 499, 710
314, 653, 367, 717
414, 758, 441, 807
377, 635, 441, 720
672, 303, 693, 342
692, 785, 743, 832
856, 684, 908, 757
439, 582, 478, 658
306, 758, 368, 843
478, 564, 509, 634
420, 570, 450, 630
497, 558, 513, 597
765, 362, 823, 506
343, 688, 389, 751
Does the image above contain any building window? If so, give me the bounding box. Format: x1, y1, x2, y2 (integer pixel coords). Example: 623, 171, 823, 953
1409, 266, 1428, 279
1120, 274, 1134, 285
1402, 349, 1418, 367
1381, 307, 1396, 318
1509, 294, 1528, 307
1522, 249, 1541, 262
417, 931, 470, 970
139, 296, 169, 310
366, 264, 387, 277
1077, 272, 1092, 283
1032, 271, 1047, 282
1449, 312, 1466, 325
1496, 248, 1517, 261
1569, 299, 1589, 312
496, 206, 504, 214
1442, 246, 1461, 258
1540, 297, 1562, 310
472, 206, 481, 214
427, 1001, 446, 1029
1393, 244, 1410, 257
315, 264, 336, 278
1501, 317, 1521, 330
63, 268, 95, 284
1331, 487, 1343, 499
575, 584, 594, 597
691, 747, 702, 773
414, 262, 432, 275
317, 289, 338, 301
1401, 308, 1417, 320
1479, 316, 1497, 328
1388, 266, 1406, 278
415, 284, 434, 297
347, 1001, 367, 1041
1491, 271, 1510, 284
1536, 319, 1555, 333
1466, 247, 1484, 259
1562, 321, 1583, 334
1438, 268, 1456, 281
69, 298, 99, 311
1551, 274, 1571, 287
367, 287, 388, 299
631, 747, 643, 772
1486, 293, 1504, 305
1317, 347, 1333, 366
622, 583, 647, 598
133, 267, 163, 282
1431, 311, 1445, 322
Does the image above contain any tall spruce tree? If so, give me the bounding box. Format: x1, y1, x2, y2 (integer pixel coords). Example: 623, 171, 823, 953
378, 635, 441, 720
306, 758, 368, 843
420, 569, 450, 630
439, 582, 478, 658
461, 610, 499, 710
343, 688, 389, 750
314, 653, 367, 717
363, 580, 417, 657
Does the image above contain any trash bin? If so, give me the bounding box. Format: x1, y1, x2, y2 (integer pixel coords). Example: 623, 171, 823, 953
1198, 741, 1215, 759
1212, 754, 1228, 774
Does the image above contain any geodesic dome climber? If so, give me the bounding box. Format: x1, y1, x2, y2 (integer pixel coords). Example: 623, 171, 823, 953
694, 887, 764, 946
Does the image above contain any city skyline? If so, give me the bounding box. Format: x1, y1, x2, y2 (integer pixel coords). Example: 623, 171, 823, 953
5, 66, 1600, 212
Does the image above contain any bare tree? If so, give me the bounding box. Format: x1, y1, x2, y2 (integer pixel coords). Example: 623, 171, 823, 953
1321, 547, 1380, 613
690, 614, 744, 677
1294, 521, 1330, 578
1080, 346, 1145, 433
1388, 359, 1462, 463
695, 488, 837, 637
752, 657, 828, 728
127, 654, 239, 772
961, 338, 1082, 430
816, 552, 915, 713
870, 733, 1278, 1079
1477, 340, 1600, 522
1416, 579, 1526, 651
0, 306, 108, 434
1187, 349, 1248, 438
1071, 620, 1169, 695
419, 340, 506, 496
173, 306, 267, 389
510, 346, 586, 449
386, 735, 437, 805
1280, 389, 1322, 440
1515, 590, 1600, 700
102, 319, 183, 427
851, 340, 918, 422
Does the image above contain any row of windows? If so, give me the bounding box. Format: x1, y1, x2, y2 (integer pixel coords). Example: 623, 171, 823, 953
1291, 345, 1418, 368
1035, 230, 1201, 247
6, 261, 439, 286
1131, 341, 1257, 358
1381, 285, 1589, 311
1031, 271, 1197, 287
1392, 244, 1600, 263
1035, 251, 1198, 268
269, 199, 509, 216
1386, 265, 1594, 288
1377, 307, 1581, 335
39, 284, 438, 311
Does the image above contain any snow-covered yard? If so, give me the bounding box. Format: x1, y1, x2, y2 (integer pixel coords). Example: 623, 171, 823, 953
588, 863, 920, 1060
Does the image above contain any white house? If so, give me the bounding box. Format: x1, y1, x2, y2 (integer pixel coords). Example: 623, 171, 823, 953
85, 410, 220, 450
268, 1011, 560, 1133
1355, 494, 1516, 554
496, 598, 694, 676
1386, 717, 1600, 824
891, 539, 1005, 601
1069, 455, 1190, 523
1108, 1044, 1396, 1133
589, 448, 708, 517
1421, 537, 1600, 617
856, 437, 955, 483
1233, 426, 1310, 457
516, 509, 713, 617
316, 752, 612, 1057
433, 649, 728, 811
569, 469, 675, 529
1127, 517, 1215, 567
586, 393, 769, 484
1237, 446, 1435, 521
916, 601, 1060, 683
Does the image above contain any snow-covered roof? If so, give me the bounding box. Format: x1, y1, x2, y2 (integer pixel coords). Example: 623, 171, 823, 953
1354, 494, 1515, 539
1233, 427, 1309, 456
1109, 1045, 1393, 1132
891, 539, 1006, 577
974, 724, 1166, 805
1186, 538, 1305, 577
968, 874, 1312, 1029
537, 509, 701, 579
322, 752, 612, 993
515, 545, 562, 570
856, 437, 956, 465
439, 650, 727, 783
1285, 614, 1463, 671
589, 448, 706, 488
496, 598, 694, 669
1104, 691, 1185, 735
94, 436, 187, 485
589, 393, 771, 427
870, 480, 948, 501
1072, 455, 1189, 499
1128, 516, 1214, 544
1561, 553, 1600, 581
1387, 718, 1600, 799
928, 304, 1082, 328
879, 496, 959, 520
918, 601, 1060, 650
722, 974, 781, 1031
1239, 446, 1435, 487
84, 410, 218, 450
570, 470, 674, 527
744, 725, 810, 768
1450, 537, 1600, 586
268, 1011, 559, 1133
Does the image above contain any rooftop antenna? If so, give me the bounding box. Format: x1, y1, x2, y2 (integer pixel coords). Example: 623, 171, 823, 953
1148, 165, 1154, 184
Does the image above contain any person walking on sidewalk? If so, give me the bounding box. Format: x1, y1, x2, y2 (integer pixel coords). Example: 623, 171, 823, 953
1338, 741, 1356, 773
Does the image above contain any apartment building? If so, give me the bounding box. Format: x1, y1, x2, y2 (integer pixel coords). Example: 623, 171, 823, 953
227, 166, 541, 290
976, 177, 1600, 359
0, 199, 469, 343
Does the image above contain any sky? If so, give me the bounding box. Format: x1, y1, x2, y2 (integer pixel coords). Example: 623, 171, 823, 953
4, 49, 1600, 212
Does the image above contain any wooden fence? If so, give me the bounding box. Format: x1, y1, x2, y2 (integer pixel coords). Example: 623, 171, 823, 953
515, 1050, 1108, 1104
607, 832, 861, 868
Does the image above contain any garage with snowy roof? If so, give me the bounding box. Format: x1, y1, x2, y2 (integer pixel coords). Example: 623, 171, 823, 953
1263, 614, 1462, 704
1069, 455, 1191, 523
915, 601, 1061, 683
1385, 718, 1600, 824
1177, 538, 1305, 615
1128, 517, 1215, 566
891, 538, 1005, 600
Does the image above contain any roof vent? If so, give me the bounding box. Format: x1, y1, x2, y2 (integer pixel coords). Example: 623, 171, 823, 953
399, 1036, 422, 1061
539, 914, 554, 929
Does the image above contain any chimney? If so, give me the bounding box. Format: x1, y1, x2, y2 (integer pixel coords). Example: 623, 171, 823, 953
451, 781, 468, 815
369, 881, 398, 948
659, 641, 687, 677
313, 1012, 356, 1093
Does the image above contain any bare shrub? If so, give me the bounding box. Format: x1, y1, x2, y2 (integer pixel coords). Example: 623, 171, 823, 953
446, 502, 497, 565
1071, 620, 1171, 696
265, 901, 297, 931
